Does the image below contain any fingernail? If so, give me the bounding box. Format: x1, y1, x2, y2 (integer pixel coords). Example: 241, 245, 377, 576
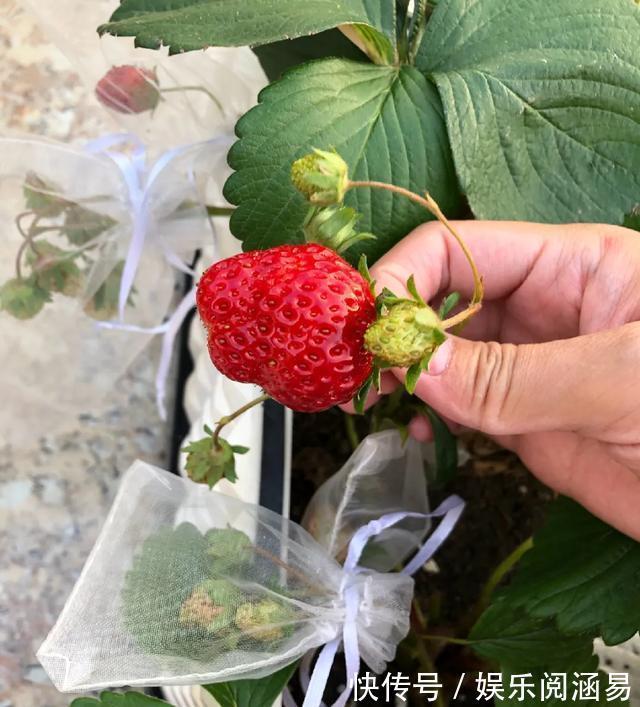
428, 338, 453, 376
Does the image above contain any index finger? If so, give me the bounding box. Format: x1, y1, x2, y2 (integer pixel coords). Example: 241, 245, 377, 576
370, 220, 576, 303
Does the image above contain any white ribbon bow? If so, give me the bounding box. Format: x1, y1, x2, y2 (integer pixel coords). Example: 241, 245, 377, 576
296, 495, 465, 707
87, 132, 232, 417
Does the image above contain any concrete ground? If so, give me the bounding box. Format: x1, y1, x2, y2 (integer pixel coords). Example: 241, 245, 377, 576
0, 4, 172, 706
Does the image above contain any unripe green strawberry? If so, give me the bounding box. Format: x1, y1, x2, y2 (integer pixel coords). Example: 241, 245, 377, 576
364, 301, 445, 368
235, 600, 291, 642
197, 243, 375, 412
95, 65, 160, 114
291, 148, 349, 206
179, 580, 237, 633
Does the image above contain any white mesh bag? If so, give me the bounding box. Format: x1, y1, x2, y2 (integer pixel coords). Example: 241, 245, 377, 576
37, 461, 423, 692
302, 430, 431, 571
0, 134, 231, 441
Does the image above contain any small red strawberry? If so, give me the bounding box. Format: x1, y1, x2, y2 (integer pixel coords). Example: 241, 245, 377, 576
95, 65, 160, 114
196, 243, 376, 412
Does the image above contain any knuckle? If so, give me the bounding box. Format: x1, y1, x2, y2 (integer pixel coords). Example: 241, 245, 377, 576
460, 341, 519, 434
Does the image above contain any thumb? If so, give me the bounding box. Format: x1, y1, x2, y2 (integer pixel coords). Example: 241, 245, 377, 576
400, 323, 640, 435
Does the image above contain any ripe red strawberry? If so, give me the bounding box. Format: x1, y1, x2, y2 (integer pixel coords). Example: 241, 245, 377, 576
95, 66, 160, 114
197, 243, 376, 412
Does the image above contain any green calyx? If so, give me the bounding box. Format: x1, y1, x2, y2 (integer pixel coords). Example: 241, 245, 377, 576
291, 148, 349, 206
182, 425, 249, 489
303, 205, 375, 254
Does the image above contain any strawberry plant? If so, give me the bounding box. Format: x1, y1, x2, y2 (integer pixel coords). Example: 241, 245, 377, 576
185, 148, 482, 487
89, 0, 640, 704
0, 173, 123, 321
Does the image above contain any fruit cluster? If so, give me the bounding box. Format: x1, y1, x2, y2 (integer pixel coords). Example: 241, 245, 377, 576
186, 149, 483, 488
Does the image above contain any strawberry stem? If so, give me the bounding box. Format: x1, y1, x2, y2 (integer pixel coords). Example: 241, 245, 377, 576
347, 180, 484, 321
211, 393, 270, 451
247, 544, 324, 594
440, 302, 482, 330
14, 212, 43, 280
206, 205, 235, 218
14, 212, 98, 280
467, 535, 534, 629
160, 85, 225, 115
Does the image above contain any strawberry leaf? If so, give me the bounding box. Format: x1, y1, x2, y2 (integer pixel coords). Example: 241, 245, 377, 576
122, 523, 239, 661
204, 528, 254, 574
63, 205, 117, 246
224, 59, 462, 264
471, 599, 594, 671
468, 499, 640, 706
99, 0, 395, 60
470, 601, 626, 706
71, 692, 171, 707
438, 292, 460, 319
23, 172, 69, 216
203, 661, 298, 707
405, 362, 422, 395
253, 29, 367, 81
84, 261, 132, 321
26, 242, 84, 297
623, 207, 640, 232
421, 404, 458, 486
493, 498, 640, 646
417, 0, 640, 224
353, 371, 375, 415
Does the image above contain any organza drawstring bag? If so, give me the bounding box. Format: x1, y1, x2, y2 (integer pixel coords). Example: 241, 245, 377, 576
37, 461, 464, 706
0, 134, 227, 442
303, 429, 431, 571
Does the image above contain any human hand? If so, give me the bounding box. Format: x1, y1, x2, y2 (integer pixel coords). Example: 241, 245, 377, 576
348, 221, 640, 540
